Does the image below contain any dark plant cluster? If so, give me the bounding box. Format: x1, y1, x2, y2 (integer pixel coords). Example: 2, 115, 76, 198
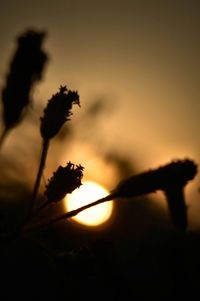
0, 29, 84, 239
0, 28, 198, 242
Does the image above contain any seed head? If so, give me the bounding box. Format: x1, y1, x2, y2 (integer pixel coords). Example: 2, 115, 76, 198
1, 29, 48, 129
111, 159, 197, 232
112, 159, 197, 198
40, 86, 80, 140
44, 162, 84, 203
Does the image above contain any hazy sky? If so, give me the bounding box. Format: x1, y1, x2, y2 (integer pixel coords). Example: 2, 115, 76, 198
0, 0, 200, 226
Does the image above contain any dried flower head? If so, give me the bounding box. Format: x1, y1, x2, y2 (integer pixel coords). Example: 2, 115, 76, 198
111, 159, 197, 198
40, 86, 80, 140
44, 162, 84, 203
111, 158, 197, 231
1, 29, 48, 129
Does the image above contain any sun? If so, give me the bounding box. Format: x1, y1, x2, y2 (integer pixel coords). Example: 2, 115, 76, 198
64, 181, 113, 226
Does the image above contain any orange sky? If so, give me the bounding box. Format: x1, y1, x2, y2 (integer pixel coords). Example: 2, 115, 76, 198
0, 0, 200, 227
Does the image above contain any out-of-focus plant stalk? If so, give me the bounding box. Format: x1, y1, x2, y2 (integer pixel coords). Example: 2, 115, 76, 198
0, 29, 47, 148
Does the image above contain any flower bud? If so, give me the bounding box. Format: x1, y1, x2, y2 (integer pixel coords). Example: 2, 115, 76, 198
40, 86, 80, 140
44, 162, 84, 203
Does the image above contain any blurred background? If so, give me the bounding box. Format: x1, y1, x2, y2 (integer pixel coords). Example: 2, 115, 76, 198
1, 1, 200, 300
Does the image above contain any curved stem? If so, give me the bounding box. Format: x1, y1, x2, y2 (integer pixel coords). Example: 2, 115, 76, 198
29, 139, 49, 217
23, 193, 116, 233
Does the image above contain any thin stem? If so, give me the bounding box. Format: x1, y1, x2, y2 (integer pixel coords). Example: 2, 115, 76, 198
29, 139, 49, 216
23, 193, 116, 234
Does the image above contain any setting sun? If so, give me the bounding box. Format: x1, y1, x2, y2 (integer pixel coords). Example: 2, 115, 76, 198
65, 181, 113, 226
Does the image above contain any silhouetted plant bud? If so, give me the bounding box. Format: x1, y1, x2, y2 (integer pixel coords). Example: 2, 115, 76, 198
44, 162, 84, 203
111, 159, 197, 231
111, 159, 197, 198
1, 29, 48, 129
40, 86, 80, 140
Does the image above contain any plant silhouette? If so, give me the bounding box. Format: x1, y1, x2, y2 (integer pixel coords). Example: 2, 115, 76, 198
0, 29, 47, 146
0, 28, 199, 301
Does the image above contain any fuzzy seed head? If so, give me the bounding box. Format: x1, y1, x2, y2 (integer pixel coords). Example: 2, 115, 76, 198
1, 29, 48, 129
113, 159, 198, 198
111, 159, 197, 232
40, 86, 80, 140
44, 162, 84, 203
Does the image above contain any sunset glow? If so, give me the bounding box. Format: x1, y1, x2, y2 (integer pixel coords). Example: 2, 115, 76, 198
65, 181, 113, 226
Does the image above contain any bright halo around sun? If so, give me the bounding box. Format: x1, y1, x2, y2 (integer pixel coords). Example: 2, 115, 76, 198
65, 181, 113, 226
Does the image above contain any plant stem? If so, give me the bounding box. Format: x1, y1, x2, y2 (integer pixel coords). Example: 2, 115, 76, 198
29, 139, 49, 216
23, 193, 116, 234
0, 142, 51, 243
